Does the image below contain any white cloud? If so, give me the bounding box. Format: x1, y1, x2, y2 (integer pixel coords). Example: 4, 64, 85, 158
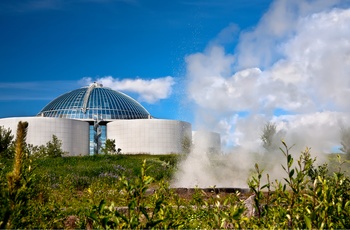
174, 0, 350, 188
185, 1, 350, 153
81, 76, 175, 104
272, 111, 350, 153
235, 0, 346, 69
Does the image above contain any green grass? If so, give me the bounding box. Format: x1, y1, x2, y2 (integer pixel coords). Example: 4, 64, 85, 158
1, 153, 181, 194
0, 153, 182, 228
28, 154, 180, 189
2, 151, 350, 229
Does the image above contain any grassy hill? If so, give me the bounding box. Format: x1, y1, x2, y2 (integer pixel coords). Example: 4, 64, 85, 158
1, 153, 180, 190
0, 153, 182, 228
1, 151, 350, 229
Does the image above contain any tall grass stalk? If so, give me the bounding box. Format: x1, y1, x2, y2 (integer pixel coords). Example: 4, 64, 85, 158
3, 121, 30, 228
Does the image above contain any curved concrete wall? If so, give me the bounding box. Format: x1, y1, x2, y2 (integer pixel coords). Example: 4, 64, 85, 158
0, 117, 89, 156
107, 119, 192, 154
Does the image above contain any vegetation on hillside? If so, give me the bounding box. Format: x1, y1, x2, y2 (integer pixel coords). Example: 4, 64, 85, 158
1, 122, 350, 228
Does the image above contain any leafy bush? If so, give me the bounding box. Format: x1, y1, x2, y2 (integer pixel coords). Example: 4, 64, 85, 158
0, 125, 14, 159
29, 135, 67, 158
2, 137, 350, 229
158, 154, 180, 167
85, 160, 247, 229
247, 141, 350, 229
101, 139, 120, 155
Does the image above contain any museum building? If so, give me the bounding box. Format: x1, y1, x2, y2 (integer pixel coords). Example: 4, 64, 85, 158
0, 82, 220, 156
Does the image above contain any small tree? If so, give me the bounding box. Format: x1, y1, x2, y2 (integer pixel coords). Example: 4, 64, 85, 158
31, 135, 66, 158
182, 135, 192, 154
261, 122, 285, 152
0, 126, 14, 159
101, 139, 117, 155
46, 135, 66, 157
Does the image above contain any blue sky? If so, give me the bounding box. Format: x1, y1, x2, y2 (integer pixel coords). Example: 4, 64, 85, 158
2, 0, 350, 153
0, 0, 271, 121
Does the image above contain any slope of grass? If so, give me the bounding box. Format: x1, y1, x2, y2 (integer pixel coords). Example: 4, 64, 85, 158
2, 151, 350, 229
0, 153, 182, 228
31, 154, 180, 189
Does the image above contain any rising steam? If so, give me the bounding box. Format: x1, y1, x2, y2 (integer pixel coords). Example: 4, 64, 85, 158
173, 0, 350, 188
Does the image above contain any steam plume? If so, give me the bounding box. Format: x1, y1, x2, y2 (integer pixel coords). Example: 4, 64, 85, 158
173, 0, 350, 188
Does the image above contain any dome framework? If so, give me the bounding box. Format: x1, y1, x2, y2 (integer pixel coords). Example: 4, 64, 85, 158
38, 83, 150, 120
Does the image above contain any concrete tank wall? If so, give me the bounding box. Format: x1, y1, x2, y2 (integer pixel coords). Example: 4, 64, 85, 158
107, 119, 192, 154
0, 117, 89, 156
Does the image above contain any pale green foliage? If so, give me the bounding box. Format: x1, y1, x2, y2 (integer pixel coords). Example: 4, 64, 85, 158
85, 160, 247, 229
87, 160, 164, 228
101, 139, 118, 155
248, 141, 350, 229
261, 122, 285, 152
2, 121, 35, 229
31, 135, 67, 158
2, 141, 350, 229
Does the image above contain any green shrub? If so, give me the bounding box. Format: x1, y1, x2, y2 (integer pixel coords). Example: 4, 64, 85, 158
0, 125, 14, 159
101, 139, 118, 155
1, 121, 37, 229
247, 141, 350, 229
30, 135, 67, 158
2, 141, 350, 229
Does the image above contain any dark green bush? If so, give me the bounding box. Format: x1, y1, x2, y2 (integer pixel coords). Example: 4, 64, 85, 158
0, 126, 14, 159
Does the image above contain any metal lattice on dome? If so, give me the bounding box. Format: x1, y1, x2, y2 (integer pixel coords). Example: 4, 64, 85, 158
37, 83, 150, 120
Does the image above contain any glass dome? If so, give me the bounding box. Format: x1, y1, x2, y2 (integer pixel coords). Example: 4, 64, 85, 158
37, 83, 150, 120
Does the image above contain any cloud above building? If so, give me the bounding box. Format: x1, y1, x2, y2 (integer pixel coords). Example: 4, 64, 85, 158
81, 76, 175, 104
185, 0, 350, 153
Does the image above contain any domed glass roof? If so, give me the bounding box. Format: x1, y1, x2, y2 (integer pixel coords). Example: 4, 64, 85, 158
37, 83, 150, 120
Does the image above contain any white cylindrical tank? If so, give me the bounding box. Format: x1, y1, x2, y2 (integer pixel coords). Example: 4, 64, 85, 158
0, 117, 89, 156
192, 131, 221, 154
107, 119, 192, 154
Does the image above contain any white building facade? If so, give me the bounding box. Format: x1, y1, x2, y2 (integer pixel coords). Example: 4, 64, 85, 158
107, 119, 192, 154
0, 117, 89, 156
0, 83, 220, 156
